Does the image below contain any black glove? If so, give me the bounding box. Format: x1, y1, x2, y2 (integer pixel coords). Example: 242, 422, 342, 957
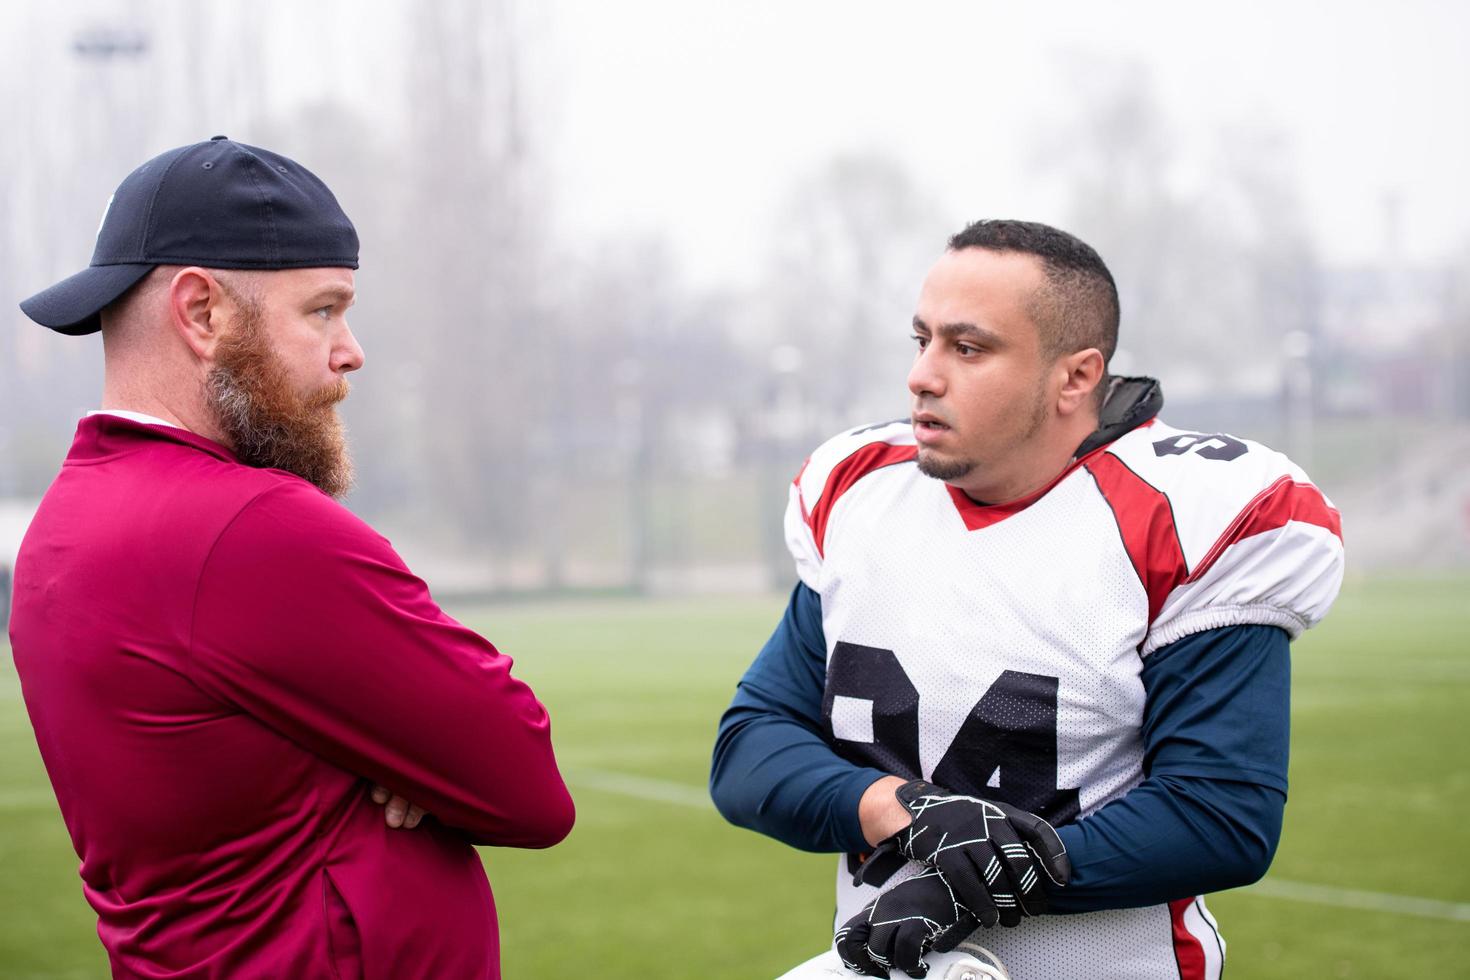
835, 866, 980, 978
879, 779, 1070, 928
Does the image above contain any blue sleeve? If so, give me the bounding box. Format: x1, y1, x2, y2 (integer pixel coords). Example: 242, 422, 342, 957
711, 593, 1291, 909
710, 583, 888, 853
1047, 624, 1290, 912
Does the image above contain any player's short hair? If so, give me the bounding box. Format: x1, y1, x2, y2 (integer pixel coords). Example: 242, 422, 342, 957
947, 219, 1119, 368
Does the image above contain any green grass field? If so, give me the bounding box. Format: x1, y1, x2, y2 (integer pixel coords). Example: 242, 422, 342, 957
2, 576, 1468, 978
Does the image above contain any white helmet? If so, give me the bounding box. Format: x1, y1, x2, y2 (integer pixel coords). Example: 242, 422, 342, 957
776, 942, 1011, 980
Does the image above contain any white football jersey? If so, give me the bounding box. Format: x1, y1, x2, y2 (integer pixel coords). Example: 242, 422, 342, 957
785, 416, 1344, 980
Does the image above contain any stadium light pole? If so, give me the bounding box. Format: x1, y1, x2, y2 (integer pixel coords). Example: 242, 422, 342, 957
70, 24, 151, 165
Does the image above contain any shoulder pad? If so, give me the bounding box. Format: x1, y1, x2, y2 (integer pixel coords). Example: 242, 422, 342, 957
784, 421, 916, 588
1085, 419, 1344, 652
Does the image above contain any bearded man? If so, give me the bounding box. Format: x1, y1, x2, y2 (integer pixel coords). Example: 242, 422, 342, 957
10, 137, 573, 979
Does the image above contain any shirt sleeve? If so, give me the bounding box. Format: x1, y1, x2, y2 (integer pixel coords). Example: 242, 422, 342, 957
711, 587, 1293, 910
710, 582, 888, 853
186, 481, 574, 848
1048, 623, 1291, 912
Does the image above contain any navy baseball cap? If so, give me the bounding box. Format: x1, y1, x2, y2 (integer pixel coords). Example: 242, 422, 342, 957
20, 135, 358, 336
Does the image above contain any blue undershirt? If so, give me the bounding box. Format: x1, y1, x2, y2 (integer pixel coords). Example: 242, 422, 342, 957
709, 582, 1289, 912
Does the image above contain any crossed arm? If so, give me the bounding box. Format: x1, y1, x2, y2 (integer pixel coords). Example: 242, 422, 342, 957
188, 482, 574, 846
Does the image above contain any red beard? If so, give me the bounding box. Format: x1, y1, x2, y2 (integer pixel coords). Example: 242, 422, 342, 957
205, 303, 354, 499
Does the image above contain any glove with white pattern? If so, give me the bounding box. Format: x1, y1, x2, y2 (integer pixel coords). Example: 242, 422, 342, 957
836, 865, 980, 978
874, 779, 1070, 928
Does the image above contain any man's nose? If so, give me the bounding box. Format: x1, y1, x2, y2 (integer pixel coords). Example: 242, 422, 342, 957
333, 322, 365, 374
907, 346, 945, 399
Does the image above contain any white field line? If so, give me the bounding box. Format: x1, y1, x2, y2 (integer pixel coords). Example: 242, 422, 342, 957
571, 768, 714, 810
1245, 877, 1470, 923
570, 768, 1470, 924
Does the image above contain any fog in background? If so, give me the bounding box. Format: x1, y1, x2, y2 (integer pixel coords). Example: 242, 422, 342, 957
3, 0, 1467, 594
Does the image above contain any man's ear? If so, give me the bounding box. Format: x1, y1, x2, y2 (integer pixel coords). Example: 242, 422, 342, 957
1056, 348, 1105, 418
167, 267, 231, 362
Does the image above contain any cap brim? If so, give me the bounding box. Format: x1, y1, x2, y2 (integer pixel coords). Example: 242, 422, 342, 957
19, 263, 157, 335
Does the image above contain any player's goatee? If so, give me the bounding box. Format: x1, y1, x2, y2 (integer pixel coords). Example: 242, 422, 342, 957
205, 304, 354, 499
915, 449, 976, 482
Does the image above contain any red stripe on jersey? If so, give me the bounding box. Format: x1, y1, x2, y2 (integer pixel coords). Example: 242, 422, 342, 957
1169, 898, 1207, 980
943, 418, 1161, 531
1084, 453, 1189, 623
805, 443, 917, 557
1187, 475, 1343, 584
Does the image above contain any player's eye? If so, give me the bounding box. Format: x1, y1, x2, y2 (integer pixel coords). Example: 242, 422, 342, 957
911, 334, 929, 350
313, 306, 334, 321
956, 343, 979, 356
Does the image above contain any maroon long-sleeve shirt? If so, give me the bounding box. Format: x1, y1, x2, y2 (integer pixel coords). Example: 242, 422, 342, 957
9, 414, 574, 978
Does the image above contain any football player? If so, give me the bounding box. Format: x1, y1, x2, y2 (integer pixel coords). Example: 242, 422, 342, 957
710, 220, 1344, 979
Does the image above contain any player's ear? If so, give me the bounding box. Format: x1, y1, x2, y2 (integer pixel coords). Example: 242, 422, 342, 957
1056, 348, 1104, 417
167, 267, 232, 364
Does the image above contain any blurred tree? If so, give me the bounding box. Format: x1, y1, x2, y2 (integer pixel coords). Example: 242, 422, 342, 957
540, 237, 762, 590
765, 152, 946, 430
393, 0, 543, 572
1030, 59, 1319, 423
750, 152, 945, 585
236, 2, 769, 591
200, 0, 556, 585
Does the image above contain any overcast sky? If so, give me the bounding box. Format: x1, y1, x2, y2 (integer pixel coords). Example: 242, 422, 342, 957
6, 0, 1468, 291
530, 0, 1469, 286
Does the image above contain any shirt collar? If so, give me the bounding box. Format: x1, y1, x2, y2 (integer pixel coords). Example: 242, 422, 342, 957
86, 409, 181, 429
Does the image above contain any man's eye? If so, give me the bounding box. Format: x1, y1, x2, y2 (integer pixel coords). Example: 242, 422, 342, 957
956, 343, 978, 356
314, 306, 334, 320
911, 334, 929, 350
